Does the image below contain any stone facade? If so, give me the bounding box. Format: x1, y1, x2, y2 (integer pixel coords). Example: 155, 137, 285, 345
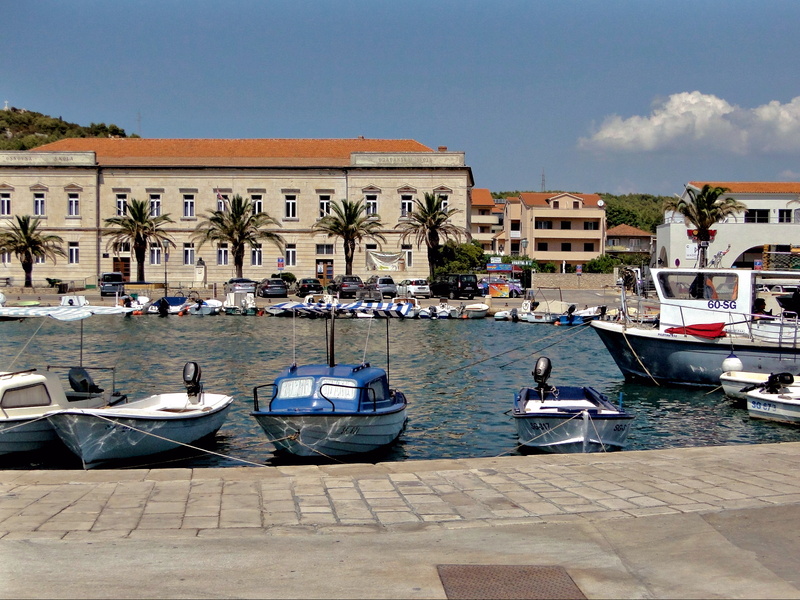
0, 139, 473, 289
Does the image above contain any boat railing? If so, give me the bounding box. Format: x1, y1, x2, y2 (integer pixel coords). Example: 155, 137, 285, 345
46, 365, 118, 396
253, 383, 278, 412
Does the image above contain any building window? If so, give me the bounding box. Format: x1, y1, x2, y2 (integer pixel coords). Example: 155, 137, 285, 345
744, 209, 769, 223
68, 242, 79, 264
400, 195, 414, 217
150, 243, 163, 265
35, 254, 45, 264
251, 243, 262, 267
608, 238, 619, 246
319, 195, 331, 219
217, 243, 229, 266
535, 220, 552, 229
552, 200, 560, 209
573, 201, 580, 209
560, 221, 572, 230
779, 209, 792, 223
316, 244, 334, 255
583, 242, 594, 252
537, 242, 548, 252
402, 244, 413, 268
183, 243, 195, 265
67, 193, 80, 217
438, 194, 449, 211
0, 192, 9, 216
116, 193, 127, 216
561, 242, 572, 252
34, 192, 46, 216
286, 243, 297, 267
285, 195, 297, 219
149, 194, 161, 217
183, 194, 195, 218
365, 194, 378, 216
251, 194, 263, 214
216, 192, 228, 212
584, 221, 598, 230
0, 251, 9, 264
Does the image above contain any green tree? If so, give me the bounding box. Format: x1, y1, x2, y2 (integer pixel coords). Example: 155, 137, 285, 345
193, 194, 283, 279
395, 192, 470, 279
584, 254, 622, 274
0, 215, 67, 287
436, 240, 485, 277
663, 185, 746, 267
103, 198, 175, 282
313, 199, 386, 276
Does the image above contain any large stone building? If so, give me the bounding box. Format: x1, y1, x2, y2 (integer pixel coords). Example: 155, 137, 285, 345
0, 138, 473, 288
657, 181, 800, 269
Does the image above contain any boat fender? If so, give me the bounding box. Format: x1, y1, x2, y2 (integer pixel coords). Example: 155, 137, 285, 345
183, 361, 203, 397
511, 307, 518, 322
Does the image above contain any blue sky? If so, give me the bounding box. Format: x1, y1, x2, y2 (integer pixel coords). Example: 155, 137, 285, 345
5, 0, 800, 196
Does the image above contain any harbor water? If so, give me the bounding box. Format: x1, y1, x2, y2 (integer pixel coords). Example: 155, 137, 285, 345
2, 314, 799, 469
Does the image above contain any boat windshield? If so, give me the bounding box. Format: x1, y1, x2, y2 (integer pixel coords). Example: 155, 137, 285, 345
318, 378, 358, 400
277, 377, 314, 399
658, 272, 738, 301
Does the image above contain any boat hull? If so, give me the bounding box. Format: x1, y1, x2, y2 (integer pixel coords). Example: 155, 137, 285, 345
252, 408, 407, 457
514, 412, 634, 453
47, 393, 233, 466
592, 320, 800, 387
0, 417, 59, 455
746, 390, 800, 424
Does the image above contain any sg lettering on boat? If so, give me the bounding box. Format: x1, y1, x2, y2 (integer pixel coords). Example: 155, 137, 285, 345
707, 300, 736, 310
749, 400, 777, 412
613, 423, 628, 431
338, 425, 361, 435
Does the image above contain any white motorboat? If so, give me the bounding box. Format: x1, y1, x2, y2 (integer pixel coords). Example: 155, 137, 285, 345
720, 370, 772, 400
47, 362, 234, 468
185, 298, 223, 316
223, 292, 258, 315
0, 368, 125, 456
251, 311, 408, 458
511, 357, 634, 453
419, 299, 459, 319
390, 296, 422, 318
745, 372, 800, 424
592, 268, 800, 387
494, 298, 539, 322
458, 302, 490, 319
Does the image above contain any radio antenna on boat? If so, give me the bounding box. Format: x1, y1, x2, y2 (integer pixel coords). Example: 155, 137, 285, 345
327, 308, 336, 367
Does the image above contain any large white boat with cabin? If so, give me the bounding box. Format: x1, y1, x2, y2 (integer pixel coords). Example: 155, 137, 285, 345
591, 267, 800, 387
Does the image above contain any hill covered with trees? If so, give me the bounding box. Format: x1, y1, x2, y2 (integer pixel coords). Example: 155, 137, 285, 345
0, 106, 135, 150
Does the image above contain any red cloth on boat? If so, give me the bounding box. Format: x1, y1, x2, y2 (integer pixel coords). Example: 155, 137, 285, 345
663, 322, 727, 338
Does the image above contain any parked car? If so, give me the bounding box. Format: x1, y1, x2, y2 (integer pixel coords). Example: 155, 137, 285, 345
327, 275, 365, 299
257, 278, 288, 298
295, 277, 324, 297
99, 272, 125, 297
365, 275, 397, 298
396, 279, 431, 298
429, 274, 478, 300
224, 278, 257, 295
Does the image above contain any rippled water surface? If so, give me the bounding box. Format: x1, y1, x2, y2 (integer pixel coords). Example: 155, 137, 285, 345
2, 314, 799, 469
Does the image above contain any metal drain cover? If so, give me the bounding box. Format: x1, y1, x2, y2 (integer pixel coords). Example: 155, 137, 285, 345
437, 564, 586, 600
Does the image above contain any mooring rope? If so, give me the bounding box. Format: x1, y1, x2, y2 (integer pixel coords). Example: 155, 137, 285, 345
9, 318, 48, 369
494, 409, 586, 456
621, 328, 660, 386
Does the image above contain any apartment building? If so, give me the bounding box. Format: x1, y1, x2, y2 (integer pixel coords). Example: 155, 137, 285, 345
0, 138, 473, 287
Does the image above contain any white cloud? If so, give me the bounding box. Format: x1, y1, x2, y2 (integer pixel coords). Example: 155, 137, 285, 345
579, 92, 800, 154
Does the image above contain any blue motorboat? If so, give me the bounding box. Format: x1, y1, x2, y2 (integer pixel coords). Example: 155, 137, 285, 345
251, 313, 408, 457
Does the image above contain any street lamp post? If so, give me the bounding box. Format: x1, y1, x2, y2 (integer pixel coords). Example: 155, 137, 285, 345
520, 239, 529, 289
162, 239, 169, 294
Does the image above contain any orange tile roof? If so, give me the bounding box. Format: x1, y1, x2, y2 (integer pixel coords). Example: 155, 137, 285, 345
31, 138, 434, 167
519, 192, 603, 207
689, 181, 800, 194
607, 224, 654, 238
471, 188, 495, 207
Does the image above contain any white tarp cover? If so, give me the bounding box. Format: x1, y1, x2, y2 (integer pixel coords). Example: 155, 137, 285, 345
366, 251, 402, 271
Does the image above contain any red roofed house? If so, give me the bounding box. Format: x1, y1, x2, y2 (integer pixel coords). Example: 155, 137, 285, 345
605, 224, 655, 258
0, 138, 473, 287
494, 192, 606, 270
658, 181, 800, 269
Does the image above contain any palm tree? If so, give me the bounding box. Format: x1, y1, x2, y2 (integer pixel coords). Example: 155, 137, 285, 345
395, 192, 470, 279
663, 185, 746, 267
313, 199, 386, 276
103, 198, 175, 282
192, 194, 283, 278
0, 215, 67, 287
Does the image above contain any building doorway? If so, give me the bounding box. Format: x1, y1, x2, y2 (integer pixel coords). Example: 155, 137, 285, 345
316, 259, 334, 286
112, 257, 132, 280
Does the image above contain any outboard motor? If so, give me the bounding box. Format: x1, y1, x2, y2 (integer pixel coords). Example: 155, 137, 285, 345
764, 372, 794, 394
510, 307, 518, 322
566, 304, 576, 316
532, 356, 554, 401
183, 361, 203, 400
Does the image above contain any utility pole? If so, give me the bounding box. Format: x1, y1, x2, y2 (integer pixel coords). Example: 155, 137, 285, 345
541, 169, 545, 192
